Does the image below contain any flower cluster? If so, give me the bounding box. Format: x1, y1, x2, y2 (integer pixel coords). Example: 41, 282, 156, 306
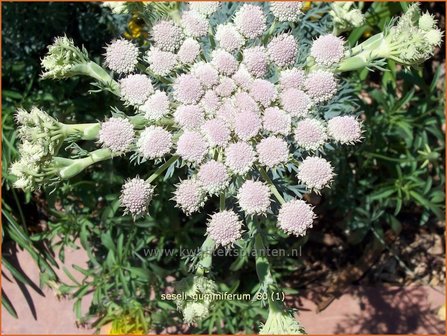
11, 2, 442, 332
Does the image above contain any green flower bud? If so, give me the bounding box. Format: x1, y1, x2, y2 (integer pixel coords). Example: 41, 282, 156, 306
419, 12, 437, 31
259, 307, 305, 335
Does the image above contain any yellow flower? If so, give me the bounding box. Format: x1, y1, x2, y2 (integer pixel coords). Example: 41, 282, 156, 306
303, 2, 312, 12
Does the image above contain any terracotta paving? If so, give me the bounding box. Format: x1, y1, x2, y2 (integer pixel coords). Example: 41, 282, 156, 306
2, 246, 445, 334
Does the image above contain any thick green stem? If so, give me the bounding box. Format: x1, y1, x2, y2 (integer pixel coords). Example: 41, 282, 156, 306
57, 148, 113, 179
70, 62, 120, 95
62, 123, 100, 140
146, 155, 179, 184
257, 166, 285, 205
196, 236, 215, 276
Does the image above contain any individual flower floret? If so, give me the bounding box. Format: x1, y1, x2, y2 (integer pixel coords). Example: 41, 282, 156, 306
233, 92, 260, 114
278, 69, 305, 90
119, 74, 154, 106
277, 199, 315, 237
173, 74, 204, 104
243, 46, 269, 78
297, 156, 334, 190
146, 47, 177, 76
237, 180, 271, 215
215, 24, 245, 53
189, 1, 220, 17
181, 10, 209, 38
234, 4, 267, 39
270, 1, 303, 22
211, 49, 239, 76
120, 177, 154, 218
225, 142, 256, 175
214, 77, 236, 98
104, 39, 139, 74
304, 71, 337, 103
215, 100, 237, 126
419, 12, 437, 31
249, 79, 277, 107
263, 107, 291, 136
176, 131, 208, 164
192, 62, 219, 89
201, 90, 221, 115
137, 126, 172, 160
310, 34, 345, 66
98, 117, 135, 154
173, 178, 206, 215
178, 38, 201, 64
234, 111, 262, 141
201, 118, 231, 147
327, 116, 362, 144
197, 160, 230, 195
280, 88, 312, 117
151, 20, 184, 52
140, 90, 170, 121
294, 118, 327, 150
267, 34, 297, 67
206, 210, 243, 247
232, 65, 253, 90
174, 105, 205, 130
257, 136, 289, 169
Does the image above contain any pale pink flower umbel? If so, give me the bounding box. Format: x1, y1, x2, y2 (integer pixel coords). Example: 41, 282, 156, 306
327, 116, 362, 144
279, 68, 306, 91
174, 104, 205, 130
200, 90, 221, 115
189, 1, 220, 17
192, 62, 219, 89
280, 88, 312, 117
201, 118, 231, 147
234, 4, 267, 39
263, 107, 291, 136
99, 117, 135, 154
211, 49, 239, 76
178, 38, 201, 64
104, 39, 138, 74
237, 180, 271, 215
119, 74, 154, 106
256, 136, 289, 169
224, 142, 256, 175
214, 77, 236, 98
197, 160, 230, 195
310, 34, 345, 66
294, 118, 327, 150
137, 126, 172, 160
151, 20, 183, 52
181, 10, 209, 38
234, 111, 262, 141
277, 199, 315, 237
140, 90, 170, 121
304, 70, 337, 103
215, 23, 245, 53
243, 46, 269, 78
176, 131, 208, 164
146, 47, 177, 76
206, 210, 243, 246
173, 74, 204, 105
173, 178, 206, 215
120, 177, 154, 218
297, 156, 334, 191
249, 79, 277, 107
267, 34, 297, 67
270, 1, 303, 22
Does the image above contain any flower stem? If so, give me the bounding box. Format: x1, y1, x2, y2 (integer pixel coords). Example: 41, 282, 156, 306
58, 148, 113, 179
257, 166, 286, 205
219, 191, 225, 211
196, 236, 215, 276
146, 155, 179, 184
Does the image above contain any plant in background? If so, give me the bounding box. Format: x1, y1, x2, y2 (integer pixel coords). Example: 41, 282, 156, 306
7, 1, 443, 334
